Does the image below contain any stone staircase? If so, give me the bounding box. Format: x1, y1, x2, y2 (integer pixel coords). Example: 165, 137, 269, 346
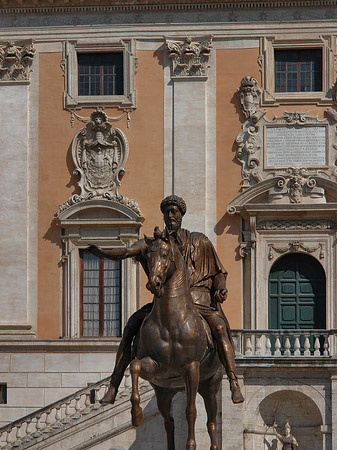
0, 373, 156, 450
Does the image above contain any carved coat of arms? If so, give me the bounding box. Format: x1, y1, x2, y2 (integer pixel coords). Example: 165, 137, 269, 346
72, 110, 128, 198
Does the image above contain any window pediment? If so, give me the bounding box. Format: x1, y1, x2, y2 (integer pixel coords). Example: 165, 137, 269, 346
56, 197, 143, 225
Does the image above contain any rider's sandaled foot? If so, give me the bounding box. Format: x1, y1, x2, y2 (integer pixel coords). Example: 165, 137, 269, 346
131, 407, 143, 427
100, 384, 118, 405
229, 377, 244, 404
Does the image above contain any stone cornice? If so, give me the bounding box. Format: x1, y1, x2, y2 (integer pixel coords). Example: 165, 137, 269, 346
0, 337, 122, 351
0, 0, 336, 14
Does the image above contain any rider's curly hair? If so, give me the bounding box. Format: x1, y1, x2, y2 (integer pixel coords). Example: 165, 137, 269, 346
160, 195, 187, 216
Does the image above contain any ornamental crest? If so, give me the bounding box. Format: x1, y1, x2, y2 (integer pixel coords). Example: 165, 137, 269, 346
72, 110, 129, 198
0, 41, 36, 81
166, 37, 212, 78
238, 76, 261, 118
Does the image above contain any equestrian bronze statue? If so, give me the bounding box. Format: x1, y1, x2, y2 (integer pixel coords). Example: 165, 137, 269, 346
88, 195, 243, 449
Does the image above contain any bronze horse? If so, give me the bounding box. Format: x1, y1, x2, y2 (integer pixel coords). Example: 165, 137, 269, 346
129, 227, 222, 450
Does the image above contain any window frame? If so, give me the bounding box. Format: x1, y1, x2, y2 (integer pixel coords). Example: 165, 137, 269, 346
63, 39, 136, 109
56, 199, 143, 339
261, 35, 335, 105
80, 251, 122, 338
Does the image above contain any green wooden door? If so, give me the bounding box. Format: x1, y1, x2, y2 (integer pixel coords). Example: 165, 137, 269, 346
269, 253, 326, 330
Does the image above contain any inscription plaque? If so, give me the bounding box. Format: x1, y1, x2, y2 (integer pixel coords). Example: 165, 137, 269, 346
266, 126, 327, 168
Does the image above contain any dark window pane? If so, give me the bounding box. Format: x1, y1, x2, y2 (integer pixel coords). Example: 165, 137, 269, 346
78, 52, 124, 96
81, 252, 121, 337
274, 48, 322, 93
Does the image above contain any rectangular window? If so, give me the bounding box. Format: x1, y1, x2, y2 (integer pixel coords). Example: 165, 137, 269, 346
0, 384, 7, 404
80, 251, 121, 337
275, 49, 322, 93
78, 53, 124, 97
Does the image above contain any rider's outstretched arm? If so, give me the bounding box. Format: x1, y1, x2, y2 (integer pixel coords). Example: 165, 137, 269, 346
87, 239, 146, 260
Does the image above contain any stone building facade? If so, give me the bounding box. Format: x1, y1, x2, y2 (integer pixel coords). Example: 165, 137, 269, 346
0, 1, 337, 448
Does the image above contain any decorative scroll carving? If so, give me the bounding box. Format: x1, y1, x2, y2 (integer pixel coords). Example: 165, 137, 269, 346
238, 77, 261, 118
257, 220, 336, 230
60, 110, 136, 208
0, 41, 36, 81
282, 111, 309, 123
166, 37, 212, 78
69, 108, 133, 129
57, 192, 141, 217
275, 167, 319, 204
239, 241, 254, 258
268, 242, 324, 260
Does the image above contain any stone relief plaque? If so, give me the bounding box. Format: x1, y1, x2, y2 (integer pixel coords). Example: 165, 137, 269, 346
266, 125, 327, 168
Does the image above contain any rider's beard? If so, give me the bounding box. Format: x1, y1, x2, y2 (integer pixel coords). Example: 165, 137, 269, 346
165, 219, 181, 233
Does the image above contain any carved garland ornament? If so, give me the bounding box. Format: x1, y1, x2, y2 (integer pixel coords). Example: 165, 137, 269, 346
268, 242, 324, 261
257, 220, 336, 230
0, 41, 36, 81
57, 109, 140, 216
166, 37, 212, 78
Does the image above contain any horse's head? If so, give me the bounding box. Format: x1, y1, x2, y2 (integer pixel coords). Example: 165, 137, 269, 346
144, 226, 176, 297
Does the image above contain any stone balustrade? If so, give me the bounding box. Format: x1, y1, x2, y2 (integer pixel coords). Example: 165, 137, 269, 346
0, 371, 151, 449
232, 329, 336, 357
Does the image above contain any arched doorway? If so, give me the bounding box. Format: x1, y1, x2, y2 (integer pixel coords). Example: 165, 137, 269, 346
269, 253, 326, 330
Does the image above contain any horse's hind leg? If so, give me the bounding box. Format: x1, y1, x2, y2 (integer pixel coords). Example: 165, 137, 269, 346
198, 377, 221, 450
183, 360, 199, 450
130, 356, 158, 427
153, 385, 177, 450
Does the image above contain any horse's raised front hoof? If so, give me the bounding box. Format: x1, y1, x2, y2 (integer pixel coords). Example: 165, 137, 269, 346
131, 407, 143, 427
210, 445, 218, 450
100, 385, 118, 405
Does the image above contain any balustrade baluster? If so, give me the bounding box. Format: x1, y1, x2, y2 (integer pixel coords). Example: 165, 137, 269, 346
294, 336, 301, 356
43, 410, 52, 434
92, 388, 101, 410
256, 335, 262, 356
120, 369, 131, 399
314, 336, 321, 356
324, 335, 329, 356
32, 415, 42, 438
245, 335, 253, 356
24, 419, 33, 442
5, 428, 15, 448
304, 335, 311, 356
265, 335, 271, 356
12, 424, 22, 447
82, 393, 91, 415
62, 400, 72, 424
72, 396, 81, 420
52, 406, 62, 429
284, 336, 291, 356
274, 337, 281, 356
